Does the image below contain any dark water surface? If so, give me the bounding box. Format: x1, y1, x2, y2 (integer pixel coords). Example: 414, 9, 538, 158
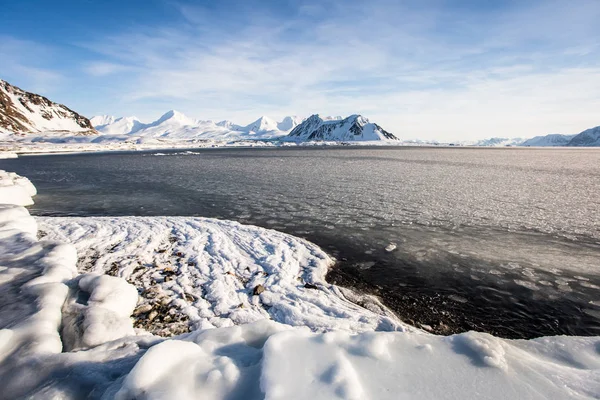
3, 147, 600, 338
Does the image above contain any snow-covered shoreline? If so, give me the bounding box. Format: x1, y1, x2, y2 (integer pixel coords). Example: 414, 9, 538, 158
0, 136, 415, 158
0, 170, 598, 399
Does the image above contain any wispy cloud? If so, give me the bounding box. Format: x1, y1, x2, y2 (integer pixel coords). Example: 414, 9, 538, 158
0, 36, 64, 93
5, 0, 600, 140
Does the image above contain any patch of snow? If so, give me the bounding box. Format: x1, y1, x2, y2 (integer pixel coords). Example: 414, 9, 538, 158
0, 170, 36, 206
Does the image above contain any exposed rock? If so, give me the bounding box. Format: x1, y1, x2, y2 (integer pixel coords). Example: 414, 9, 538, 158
253, 284, 265, 296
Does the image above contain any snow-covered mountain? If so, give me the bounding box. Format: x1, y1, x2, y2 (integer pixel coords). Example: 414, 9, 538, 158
473, 137, 525, 147
566, 126, 600, 147
277, 116, 302, 131
243, 116, 279, 134
286, 114, 398, 141
92, 112, 303, 140
215, 120, 243, 130
520, 134, 576, 147
91, 116, 143, 135
0, 79, 95, 134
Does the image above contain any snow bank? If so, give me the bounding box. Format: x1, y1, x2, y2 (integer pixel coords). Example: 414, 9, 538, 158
37, 216, 405, 335
259, 326, 600, 399
0, 170, 36, 205
0, 151, 17, 159
0, 180, 76, 365
61, 273, 139, 351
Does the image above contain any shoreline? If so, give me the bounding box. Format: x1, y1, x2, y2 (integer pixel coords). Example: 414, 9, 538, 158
0, 169, 598, 398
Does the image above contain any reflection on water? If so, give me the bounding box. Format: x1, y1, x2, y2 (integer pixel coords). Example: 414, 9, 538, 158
3, 146, 599, 338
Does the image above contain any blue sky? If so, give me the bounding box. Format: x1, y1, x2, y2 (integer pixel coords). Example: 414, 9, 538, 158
2, 0, 600, 140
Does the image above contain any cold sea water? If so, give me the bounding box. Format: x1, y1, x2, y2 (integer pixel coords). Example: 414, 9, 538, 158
3, 146, 599, 338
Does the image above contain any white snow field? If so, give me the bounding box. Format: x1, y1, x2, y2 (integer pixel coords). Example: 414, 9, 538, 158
0, 171, 598, 399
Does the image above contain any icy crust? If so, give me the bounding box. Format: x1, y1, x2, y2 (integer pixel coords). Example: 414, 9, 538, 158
37, 216, 405, 335
0, 169, 36, 206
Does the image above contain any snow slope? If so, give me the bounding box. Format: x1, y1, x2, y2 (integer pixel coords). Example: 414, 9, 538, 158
286, 114, 399, 141
0, 171, 598, 399
567, 126, 600, 147
0, 79, 95, 134
520, 134, 576, 147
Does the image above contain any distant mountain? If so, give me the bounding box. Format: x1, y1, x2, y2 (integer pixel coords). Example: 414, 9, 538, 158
277, 116, 302, 131
91, 115, 143, 135
566, 126, 600, 147
474, 137, 525, 147
91, 112, 303, 140
286, 114, 398, 141
520, 134, 576, 147
243, 116, 279, 134
216, 120, 243, 130
0, 79, 95, 134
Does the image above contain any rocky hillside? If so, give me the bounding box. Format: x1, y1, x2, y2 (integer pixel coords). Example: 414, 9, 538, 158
0, 79, 95, 134
286, 114, 398, 141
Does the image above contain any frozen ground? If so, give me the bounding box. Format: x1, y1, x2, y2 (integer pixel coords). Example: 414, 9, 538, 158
0, 170, 599, 399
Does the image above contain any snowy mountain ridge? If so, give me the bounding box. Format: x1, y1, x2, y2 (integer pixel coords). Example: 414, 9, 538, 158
0, 79, 95, 134
92, 111, 304, 140
286, 114, 399, 141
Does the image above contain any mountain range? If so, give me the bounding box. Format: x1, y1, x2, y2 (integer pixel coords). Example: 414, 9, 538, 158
91, 112, 305, 140
0, 78, 599, 146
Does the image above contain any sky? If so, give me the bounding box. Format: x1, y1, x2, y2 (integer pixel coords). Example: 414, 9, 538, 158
2, 0, 600, 141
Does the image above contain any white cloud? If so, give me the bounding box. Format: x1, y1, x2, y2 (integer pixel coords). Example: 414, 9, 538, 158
13, 0, 600, 141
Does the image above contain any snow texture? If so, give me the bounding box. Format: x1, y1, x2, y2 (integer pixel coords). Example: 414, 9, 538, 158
37, 216, 405, 335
